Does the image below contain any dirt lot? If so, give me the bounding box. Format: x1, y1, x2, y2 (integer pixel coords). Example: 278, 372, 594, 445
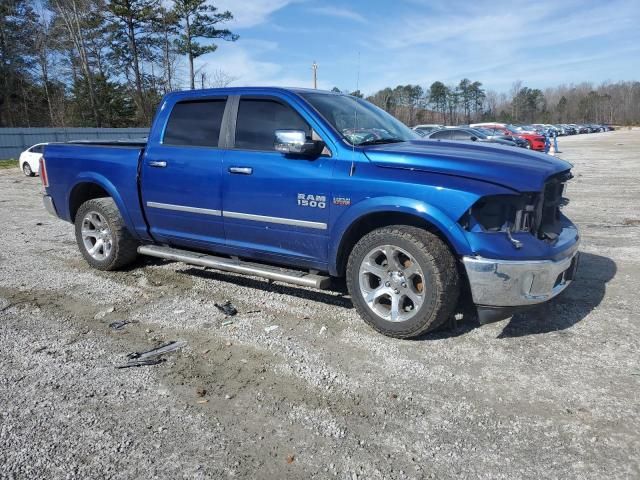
1, 130, 639, 479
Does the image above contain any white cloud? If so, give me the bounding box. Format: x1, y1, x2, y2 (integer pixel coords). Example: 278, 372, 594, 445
212, 0, 301, 29
197, 40, 329, 89
308, 6, 367, 23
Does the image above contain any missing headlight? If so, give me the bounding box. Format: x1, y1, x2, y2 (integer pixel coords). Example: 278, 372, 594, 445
460, 194, 539, 233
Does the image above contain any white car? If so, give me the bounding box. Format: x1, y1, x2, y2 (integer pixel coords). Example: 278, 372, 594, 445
19, 143, 47, 177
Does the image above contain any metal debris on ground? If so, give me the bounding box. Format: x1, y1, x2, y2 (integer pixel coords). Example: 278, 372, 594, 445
214, 301, 238, 316
221, 319, 234, 327
319, 325, 327, 335
108, 320, 136, 330
264, 325, 279, 333
117, 340, 187, 369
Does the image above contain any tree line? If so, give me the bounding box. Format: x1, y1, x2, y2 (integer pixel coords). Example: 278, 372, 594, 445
355, 79, 640, 127
0, 0, 237, 128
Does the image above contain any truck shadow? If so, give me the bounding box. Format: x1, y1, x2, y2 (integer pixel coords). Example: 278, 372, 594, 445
178, 267, 354, 309
422, 251, 616, 340
496, 251, 617, 338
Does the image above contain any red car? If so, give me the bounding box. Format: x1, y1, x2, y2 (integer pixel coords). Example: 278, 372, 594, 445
470, 123, 546, 151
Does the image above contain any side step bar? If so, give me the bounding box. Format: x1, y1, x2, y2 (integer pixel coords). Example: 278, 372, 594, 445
137, 245, 331, 289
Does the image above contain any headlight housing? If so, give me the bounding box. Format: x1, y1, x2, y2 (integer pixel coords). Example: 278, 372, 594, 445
459, 193, 539, 234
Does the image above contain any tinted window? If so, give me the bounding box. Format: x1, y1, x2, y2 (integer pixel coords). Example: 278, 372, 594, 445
30, 144, 44, 153
235, 98, 310, 151
449, 130, 471, 140
164, 99, 226, 147
429, 130, 451, 139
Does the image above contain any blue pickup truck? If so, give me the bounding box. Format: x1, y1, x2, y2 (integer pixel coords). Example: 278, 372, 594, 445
41, 87, 579, 338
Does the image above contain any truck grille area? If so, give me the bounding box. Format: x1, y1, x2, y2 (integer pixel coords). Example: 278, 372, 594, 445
537, 171, 572, 241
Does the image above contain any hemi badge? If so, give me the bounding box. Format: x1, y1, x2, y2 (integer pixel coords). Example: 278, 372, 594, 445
333, 197, 351, 206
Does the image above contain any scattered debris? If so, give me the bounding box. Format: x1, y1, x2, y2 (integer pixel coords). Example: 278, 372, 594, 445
215, 301, 238, 316
319, 325, 327, 335
225, 394, 234, 400
196, 386, 207, 397
225, 341, 232, 347
197, 399, 209, 404
109, 320, 136, 330
117, 340, 187, 369
286, 454, 295, 464
174, 309, 186, 314
264, 325, 279, 333
221, 319, 234, 327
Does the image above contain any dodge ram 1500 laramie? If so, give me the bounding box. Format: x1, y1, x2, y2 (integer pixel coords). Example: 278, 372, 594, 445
41, 87, 579, 338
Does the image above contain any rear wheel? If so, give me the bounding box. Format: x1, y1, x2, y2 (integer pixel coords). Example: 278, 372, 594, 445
22, 162, 34, 176
346, 226, 459, 338
74, 198, 139, 271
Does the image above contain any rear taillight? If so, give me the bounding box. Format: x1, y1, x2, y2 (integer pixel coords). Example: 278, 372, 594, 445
40, 157, 49, 187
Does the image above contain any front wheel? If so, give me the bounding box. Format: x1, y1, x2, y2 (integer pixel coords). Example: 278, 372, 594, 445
346, 226, 460, 338
74, 198, 139, 271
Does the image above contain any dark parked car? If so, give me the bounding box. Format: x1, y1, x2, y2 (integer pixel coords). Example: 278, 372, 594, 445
425, 128, 517, 147
474, 127, 529, 148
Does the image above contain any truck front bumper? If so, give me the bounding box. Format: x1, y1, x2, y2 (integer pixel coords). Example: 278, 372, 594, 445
462, 242, 579, 322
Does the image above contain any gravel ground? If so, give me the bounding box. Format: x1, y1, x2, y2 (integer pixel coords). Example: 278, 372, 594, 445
1, 130, 639, 479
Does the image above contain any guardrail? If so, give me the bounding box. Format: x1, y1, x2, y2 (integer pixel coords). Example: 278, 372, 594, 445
0, 128, 149, 159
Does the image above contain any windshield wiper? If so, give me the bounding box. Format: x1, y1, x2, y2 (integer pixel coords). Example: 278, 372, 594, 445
357, 138, 405, 146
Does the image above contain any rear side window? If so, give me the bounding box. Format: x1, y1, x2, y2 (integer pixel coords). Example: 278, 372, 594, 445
430, 130, 451, 139
30, 145, 44, 153
235, 98, 310, 151
163, 99, 226, 147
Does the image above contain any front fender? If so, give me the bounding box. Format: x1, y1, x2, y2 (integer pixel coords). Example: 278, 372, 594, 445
329, 196, 473, 276
67, 172, 137, 235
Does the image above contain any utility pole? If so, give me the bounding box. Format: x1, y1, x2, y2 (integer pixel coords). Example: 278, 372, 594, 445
312, 61, 318, 89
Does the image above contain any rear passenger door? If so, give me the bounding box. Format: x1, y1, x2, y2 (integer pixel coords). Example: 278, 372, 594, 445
221, 95, 333, 266
141, 96, 228, 249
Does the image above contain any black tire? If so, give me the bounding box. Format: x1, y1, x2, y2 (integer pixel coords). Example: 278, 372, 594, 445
22, 163, 34, 177
74, 198, 139, 271
346, 226, 459, 338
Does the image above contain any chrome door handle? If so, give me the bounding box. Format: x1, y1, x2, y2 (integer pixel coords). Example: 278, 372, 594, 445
148, 161, 167, 168
228, 167, 253, 175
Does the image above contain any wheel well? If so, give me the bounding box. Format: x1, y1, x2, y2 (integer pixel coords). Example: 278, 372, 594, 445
335, 212, 458, 277
69, 183, 110, 222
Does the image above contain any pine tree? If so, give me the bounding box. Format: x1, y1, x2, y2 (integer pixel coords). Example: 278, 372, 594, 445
172, 0, 238, 90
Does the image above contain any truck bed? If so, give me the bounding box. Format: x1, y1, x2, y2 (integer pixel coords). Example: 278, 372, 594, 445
43, 142, 150, 240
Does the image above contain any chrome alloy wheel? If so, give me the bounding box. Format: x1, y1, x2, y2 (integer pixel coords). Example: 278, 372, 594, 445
81, 211, 113, 261
358, 245, 425, 322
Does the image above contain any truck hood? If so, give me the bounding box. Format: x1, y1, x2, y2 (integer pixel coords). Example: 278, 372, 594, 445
364, 140, 572, 192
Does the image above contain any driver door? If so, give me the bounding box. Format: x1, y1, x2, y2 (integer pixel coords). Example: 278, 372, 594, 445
222, 95, 333, 266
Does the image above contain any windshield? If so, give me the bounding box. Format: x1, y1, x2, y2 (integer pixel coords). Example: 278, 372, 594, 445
300, 93, 419, 146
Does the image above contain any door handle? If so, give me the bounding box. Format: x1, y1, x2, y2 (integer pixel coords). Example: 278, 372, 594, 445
228, 167, 253, 175
148, 160, 167, 168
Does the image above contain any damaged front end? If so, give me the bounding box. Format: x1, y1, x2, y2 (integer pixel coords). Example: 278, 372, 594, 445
458, 170, 580, 323
459, 171, 573, 248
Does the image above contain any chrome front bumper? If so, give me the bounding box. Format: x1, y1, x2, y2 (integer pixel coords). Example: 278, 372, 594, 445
43, 195, 58, 217
462, 245, 580, 308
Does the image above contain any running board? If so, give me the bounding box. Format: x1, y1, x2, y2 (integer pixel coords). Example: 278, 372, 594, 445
137, 245, 331, 289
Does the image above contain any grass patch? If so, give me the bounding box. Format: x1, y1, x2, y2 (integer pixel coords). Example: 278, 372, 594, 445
0, 159, 18, 169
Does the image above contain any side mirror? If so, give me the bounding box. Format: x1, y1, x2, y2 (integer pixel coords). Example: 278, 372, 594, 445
470, 136, 478, 141
274, 130, 320, 155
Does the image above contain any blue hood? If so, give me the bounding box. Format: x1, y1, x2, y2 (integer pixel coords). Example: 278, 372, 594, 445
363, 140, 572, 192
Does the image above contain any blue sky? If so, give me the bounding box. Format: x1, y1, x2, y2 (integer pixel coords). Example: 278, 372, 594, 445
204, 0, 640, 94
